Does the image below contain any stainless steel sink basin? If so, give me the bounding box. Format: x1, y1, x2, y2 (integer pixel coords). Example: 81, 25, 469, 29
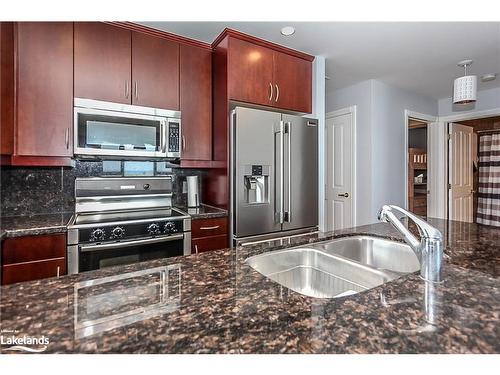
246, 248, 398, 298
246, 235, 420, 299
312, 235, 420, 273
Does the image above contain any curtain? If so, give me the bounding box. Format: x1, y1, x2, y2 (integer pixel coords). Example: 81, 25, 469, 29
477, 133, 500, 227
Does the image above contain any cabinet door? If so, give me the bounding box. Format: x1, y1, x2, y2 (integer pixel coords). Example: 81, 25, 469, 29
1, 233, 67, 285
180, 44, 212, 160
273, 51, 312, 113
75, 22, 131, 104
16, 22, 73, 157
132, 32, 179, 109
228, 37, 274, 106
192, 235, 228, 254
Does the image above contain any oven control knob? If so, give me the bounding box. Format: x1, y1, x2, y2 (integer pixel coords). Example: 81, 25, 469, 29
147, 223, 161, 235
90, 228, 105, 242
111, 226, 125, 238
163, 222, 177, 234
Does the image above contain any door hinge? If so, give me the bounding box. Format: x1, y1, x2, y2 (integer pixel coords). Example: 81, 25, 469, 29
448, 183, 451, 189
447, 134, 451, 141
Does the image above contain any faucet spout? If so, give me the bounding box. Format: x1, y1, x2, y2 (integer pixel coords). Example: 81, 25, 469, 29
378, 205, 443, 283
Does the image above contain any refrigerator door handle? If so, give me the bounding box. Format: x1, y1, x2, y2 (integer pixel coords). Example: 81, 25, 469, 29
285, 121, 292, 222
275, 120, 284, 224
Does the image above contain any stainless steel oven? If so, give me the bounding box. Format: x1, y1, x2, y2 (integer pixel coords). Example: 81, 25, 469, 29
67, 176, 191, 274
74, 98, 181, 160
73, 232, 189, 273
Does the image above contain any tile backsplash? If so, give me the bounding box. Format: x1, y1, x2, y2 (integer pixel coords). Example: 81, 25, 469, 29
0, 160, 205, 217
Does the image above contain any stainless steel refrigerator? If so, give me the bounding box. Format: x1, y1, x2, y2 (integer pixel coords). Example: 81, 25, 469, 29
231, 106, 318, 244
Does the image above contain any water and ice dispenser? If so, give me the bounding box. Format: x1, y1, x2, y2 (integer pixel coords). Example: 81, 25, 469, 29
243, 165, 269, 205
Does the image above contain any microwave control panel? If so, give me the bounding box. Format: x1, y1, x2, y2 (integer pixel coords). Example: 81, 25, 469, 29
168, 123, 180, 153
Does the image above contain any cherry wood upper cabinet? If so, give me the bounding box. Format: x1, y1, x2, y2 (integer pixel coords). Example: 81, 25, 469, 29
225, 35, 313, 113
132, 32, 179, 109
16, 22, 73, 158
74, 22, 132, 104
273, 51, 312, 113
228, 38, 274, 107
180, 44, 212, 160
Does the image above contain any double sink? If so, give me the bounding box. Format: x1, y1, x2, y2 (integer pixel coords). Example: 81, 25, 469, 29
246, 235, 420, 298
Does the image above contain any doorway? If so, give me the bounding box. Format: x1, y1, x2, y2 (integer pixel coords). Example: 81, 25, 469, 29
407, 118, 429, 216
325, 106, 356, 231
448, 116, 500, 225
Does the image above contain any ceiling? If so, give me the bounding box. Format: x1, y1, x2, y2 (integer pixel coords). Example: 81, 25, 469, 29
140, 22, 500, 100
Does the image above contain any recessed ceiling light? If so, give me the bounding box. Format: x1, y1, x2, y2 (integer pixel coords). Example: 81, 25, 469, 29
280, 26, 295, 36
481, 73, 497, 82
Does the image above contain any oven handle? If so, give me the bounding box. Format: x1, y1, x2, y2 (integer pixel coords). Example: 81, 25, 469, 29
80, 234, 184, 252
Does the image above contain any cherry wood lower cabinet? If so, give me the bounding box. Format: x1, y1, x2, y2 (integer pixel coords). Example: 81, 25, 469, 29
191, 217, 228, 254
1, 233, 67, 285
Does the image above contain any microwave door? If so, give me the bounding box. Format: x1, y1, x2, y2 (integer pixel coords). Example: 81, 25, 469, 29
74, 107, 167, 159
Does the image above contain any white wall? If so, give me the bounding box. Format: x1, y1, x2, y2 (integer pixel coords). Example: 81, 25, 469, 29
438, 86, 500, 117
370, 80, 437, 217
326, 80, 373, 225
327, 79, 437, 224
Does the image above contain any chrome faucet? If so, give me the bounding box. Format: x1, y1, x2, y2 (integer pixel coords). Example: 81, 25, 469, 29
378, 205, 443, 283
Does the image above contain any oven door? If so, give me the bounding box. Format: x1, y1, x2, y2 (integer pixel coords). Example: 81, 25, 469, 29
78, 234, 184, 273
74, 107, 168, 159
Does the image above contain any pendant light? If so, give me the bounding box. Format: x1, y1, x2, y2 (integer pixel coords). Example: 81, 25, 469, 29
453, 59, 477, 105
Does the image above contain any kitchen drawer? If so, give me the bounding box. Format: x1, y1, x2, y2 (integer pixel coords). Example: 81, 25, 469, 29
192, 235, 228, 254
2, 257, 66, 285
2, 233, 66, 265
191, 217, 228, 239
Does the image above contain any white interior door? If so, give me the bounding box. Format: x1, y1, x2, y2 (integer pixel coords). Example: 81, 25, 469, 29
449, 123, 474, 222
326, 112, 353, 230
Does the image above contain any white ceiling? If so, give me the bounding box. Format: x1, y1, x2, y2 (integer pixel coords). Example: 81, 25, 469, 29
140, 22, 500, 100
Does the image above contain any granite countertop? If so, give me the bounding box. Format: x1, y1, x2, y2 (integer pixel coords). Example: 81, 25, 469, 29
0, 218, 498, 353
175, 203, 228, 220
0, 204, 227, 240
0, 212, 74, 240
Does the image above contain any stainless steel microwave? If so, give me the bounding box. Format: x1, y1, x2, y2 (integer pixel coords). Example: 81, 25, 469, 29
74, 98, 181, 160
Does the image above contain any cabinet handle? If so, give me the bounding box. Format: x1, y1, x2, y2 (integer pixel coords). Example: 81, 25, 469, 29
134, 81, 138, 99
269, 83, 273, 101
275, 84, 279, 102
56, 266, 60, 278
64, 128, 69, 149
125, 81, 129, 98
182, 135, 186, 150
195, 244, 199, 254
199, 225, 220, 230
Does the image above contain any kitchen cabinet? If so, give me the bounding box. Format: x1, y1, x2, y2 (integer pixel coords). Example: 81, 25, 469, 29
75, 22, 132, 104
228, 38, 274, 107
75, 23, 180, 110
1, 22, 74, 166
191, 217, 228, 254
180, 44, 212, 161
273, 51, 312, 113
227, 35, 312, 113
132, 32, 179, 109
1, 233, 67, 285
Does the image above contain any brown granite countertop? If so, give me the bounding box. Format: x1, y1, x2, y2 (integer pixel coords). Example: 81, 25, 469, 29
0, 212, 73, 240
175, 203, 228, 220
0, 218, 498, 353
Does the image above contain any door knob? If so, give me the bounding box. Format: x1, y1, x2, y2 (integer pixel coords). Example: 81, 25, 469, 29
338, 192, 349, 198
